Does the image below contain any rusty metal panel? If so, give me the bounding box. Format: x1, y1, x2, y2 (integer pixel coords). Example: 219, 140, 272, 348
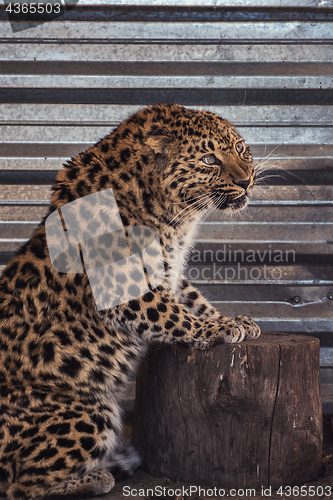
0, 1, 332, 411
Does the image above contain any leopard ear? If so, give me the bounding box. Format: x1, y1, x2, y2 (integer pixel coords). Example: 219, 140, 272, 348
145, 126, 174, 155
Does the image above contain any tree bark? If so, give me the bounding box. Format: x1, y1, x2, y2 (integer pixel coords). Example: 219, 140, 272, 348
131, 333, 322, 489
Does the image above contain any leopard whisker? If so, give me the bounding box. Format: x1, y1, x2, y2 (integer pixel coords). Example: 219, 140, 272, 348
174, 194, 216, 227
171, 191, 210, 206
255, 159, 315, 200
256, 172, 286, 182
255, 156, 283, 176
260, 143, 283, 162
214, 193, 227, 210
178, 196, 214, 224
254, 144, 284, 173
197, 195, 218, 219
208, 199, 221, 222
197, 193, 225, 223
168, 193, 212, 227
255, 160, 279, 176
202, 195, 220, 221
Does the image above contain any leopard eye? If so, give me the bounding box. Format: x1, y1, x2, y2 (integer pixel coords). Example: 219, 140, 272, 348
235, 142, 245, 154
202, 154, 217, 165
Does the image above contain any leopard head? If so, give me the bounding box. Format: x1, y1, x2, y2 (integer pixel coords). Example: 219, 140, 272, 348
145, 104, 256, 217
51, 104, 256, 229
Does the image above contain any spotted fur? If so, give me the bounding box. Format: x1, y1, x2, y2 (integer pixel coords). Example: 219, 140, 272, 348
0, 104, 260, 499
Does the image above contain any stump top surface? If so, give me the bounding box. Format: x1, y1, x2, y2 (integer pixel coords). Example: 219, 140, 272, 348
240, 331, 319, 346
160, 332, 320, 356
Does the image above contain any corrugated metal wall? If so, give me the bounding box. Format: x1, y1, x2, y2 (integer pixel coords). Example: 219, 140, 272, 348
0, 0, 332, 411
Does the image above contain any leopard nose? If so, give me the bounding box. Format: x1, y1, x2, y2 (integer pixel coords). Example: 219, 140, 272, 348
235, 177, 252, 191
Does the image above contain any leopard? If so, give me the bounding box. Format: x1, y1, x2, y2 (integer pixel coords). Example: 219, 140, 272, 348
0, 103, 261, 500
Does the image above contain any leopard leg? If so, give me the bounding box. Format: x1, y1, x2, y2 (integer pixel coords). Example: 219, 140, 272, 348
7, 470, 114, 500
106, 285, 256, 349
4, 404, 123, 500
176, 276, 223, 320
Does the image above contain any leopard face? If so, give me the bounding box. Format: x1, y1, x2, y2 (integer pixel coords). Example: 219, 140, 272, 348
144, 105, 255, 217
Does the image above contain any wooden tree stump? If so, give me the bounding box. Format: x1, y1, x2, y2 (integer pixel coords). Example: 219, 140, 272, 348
131, 333, 322, 489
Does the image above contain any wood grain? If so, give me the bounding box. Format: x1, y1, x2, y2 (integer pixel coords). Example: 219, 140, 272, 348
131, 333, 322, 489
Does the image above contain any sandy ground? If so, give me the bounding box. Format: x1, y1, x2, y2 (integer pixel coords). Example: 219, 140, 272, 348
91, 417, 333, 500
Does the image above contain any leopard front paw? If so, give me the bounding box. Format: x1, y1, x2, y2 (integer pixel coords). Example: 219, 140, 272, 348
217, 318, 246, 344
234, 316, 261, 339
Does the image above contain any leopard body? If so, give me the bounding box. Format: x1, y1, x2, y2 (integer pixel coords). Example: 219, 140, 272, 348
0, 104, 260, 499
